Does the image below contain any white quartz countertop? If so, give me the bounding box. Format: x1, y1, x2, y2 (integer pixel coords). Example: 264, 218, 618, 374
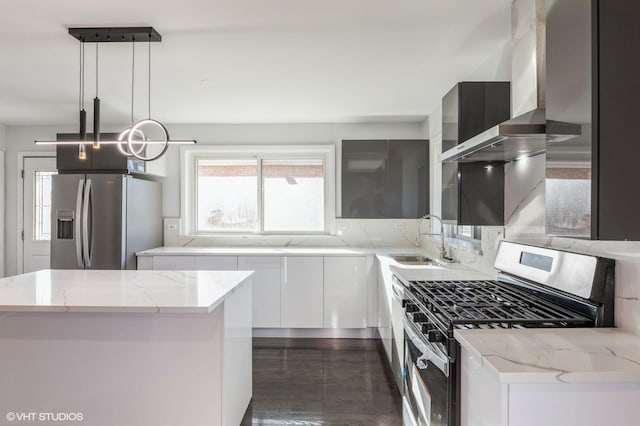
455, 328, 640, 384
0, 269, 253, 314
136, 246, 496, 281
137, 246, 378, 256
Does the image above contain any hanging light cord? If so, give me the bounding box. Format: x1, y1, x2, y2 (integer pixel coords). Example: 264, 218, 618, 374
78, 42, 85, 110
95, 43, 99, 96
148, 36, 151, 119
78, 42, 81, 110
81, 43, 85, 109
131, 40, 135, 126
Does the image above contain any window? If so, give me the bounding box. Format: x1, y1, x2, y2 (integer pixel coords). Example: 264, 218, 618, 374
444, 224, 482, 242
262, 159, 325, 232
184, 145, 335, 235
455, 225, 481, 241
196, 159, 258, 232
33, 171, 56, 241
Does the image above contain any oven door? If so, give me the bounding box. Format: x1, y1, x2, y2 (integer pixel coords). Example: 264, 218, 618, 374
402, 315, 451, 426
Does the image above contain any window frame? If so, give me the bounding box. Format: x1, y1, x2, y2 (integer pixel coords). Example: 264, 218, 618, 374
182, 145, 336, 236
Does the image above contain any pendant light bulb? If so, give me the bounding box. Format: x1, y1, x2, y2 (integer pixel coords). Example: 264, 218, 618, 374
78, 144, 87, 160
92, 96, 100, 149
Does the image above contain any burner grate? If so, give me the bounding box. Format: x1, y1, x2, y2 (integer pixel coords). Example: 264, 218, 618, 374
408, 280, 593, 327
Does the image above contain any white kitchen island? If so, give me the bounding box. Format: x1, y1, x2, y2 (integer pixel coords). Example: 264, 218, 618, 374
0, 269, 253, 426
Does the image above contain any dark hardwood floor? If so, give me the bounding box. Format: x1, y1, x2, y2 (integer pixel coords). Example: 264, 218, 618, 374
240, 338, 402, 426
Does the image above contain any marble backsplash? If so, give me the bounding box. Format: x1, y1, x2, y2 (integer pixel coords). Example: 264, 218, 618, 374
164, 218, 422, 249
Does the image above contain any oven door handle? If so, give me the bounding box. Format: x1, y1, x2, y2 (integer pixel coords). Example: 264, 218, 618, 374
391, 277, 404, 301
403, 314, 450, 377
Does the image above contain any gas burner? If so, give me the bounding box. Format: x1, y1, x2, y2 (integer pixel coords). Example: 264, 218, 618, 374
408, 279, 594, 329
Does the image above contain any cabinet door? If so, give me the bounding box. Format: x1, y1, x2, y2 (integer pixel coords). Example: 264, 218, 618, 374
377, 264, 392, 363
281, 256, 324, 328
238, 256, 281, 328
323, 257, 368, 328
152, 256, 196, 270
194, 256, 237, 270
341, 140, 429, 219
341, 140, 388, 218
151, 256, 237, 271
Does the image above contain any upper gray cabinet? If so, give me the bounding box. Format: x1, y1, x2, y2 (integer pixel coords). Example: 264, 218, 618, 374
441, 82, 511, 225
545, 0, 640, 240
341, 139, 429, 219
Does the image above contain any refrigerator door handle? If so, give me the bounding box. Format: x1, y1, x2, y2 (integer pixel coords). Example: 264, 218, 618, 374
82, 179, 92, 268
75, 180, 84, 268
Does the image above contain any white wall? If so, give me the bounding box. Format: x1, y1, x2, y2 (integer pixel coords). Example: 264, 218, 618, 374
3, 121, 426, 276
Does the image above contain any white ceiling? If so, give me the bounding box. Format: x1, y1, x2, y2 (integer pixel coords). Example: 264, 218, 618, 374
0, 0, 511, 126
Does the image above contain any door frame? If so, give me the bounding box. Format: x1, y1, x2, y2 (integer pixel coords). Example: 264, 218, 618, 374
17, 152, 56, 275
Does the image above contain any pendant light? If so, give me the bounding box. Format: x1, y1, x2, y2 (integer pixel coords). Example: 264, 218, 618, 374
117, 38, 148, 157
93, 42, 100, 149
125, 34, 170, 162
35, 27, 196, 160
78, 42, 87, 160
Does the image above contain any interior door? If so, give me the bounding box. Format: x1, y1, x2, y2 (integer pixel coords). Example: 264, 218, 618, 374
23, 156, 57, 273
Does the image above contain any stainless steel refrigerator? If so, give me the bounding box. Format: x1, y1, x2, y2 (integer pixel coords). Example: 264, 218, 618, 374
50, 173, 162, 270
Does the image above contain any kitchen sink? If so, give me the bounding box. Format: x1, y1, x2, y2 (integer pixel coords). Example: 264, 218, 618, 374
388, 254, 438, 266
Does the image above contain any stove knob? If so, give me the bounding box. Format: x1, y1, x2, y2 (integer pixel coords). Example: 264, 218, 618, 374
421, 323, 435, 333
426, 330, 444, 343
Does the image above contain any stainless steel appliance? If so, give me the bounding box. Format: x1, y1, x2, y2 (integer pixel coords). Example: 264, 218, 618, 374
399, 241, 615, 426
50, 173, 162, 270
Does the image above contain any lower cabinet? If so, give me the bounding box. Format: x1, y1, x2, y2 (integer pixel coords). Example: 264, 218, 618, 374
151, 255, 238, 270
280, 256, 324, 328
238, 256, 281, 328
139, 254, 374, 330
460, 346, 640, 426
324, 256, 368, 328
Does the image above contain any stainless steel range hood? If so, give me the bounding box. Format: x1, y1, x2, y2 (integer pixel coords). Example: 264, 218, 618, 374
441, 0, 580, 163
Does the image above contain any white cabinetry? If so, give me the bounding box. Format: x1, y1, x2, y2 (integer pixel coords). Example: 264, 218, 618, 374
461, 345, 640, 426
151, 256, 237, 270
222, 277, 252, 426
377, 263, 392, 362
281, 256, 324, 328
138, 253, 375, 331
323, 256, 368, 328
238, 256, 281, 328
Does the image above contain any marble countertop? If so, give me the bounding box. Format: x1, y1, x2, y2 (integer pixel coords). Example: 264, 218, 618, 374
136, 246, 380, 256
0, 269, 253, 314
455, 328, 640, 384
137, 246, 496, 281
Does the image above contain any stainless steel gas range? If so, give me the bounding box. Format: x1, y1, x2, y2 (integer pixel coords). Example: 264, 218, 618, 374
398, 241, 615, 426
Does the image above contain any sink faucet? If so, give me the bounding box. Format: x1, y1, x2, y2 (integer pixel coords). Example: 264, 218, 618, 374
415, 214, 454, 263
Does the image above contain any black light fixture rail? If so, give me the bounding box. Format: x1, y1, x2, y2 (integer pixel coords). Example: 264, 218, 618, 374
68, 27, 161, 43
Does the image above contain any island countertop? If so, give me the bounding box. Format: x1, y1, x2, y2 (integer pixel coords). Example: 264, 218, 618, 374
0, 269, 254, 314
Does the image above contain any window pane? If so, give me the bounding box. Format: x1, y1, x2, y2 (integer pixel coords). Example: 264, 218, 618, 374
263, 159, 325, 232
456, 226, 473, 239
33, 171, 56, 241
196, 159, 258, 232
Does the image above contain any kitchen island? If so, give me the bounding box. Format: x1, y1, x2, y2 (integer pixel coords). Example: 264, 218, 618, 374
0, 269, 253, 426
